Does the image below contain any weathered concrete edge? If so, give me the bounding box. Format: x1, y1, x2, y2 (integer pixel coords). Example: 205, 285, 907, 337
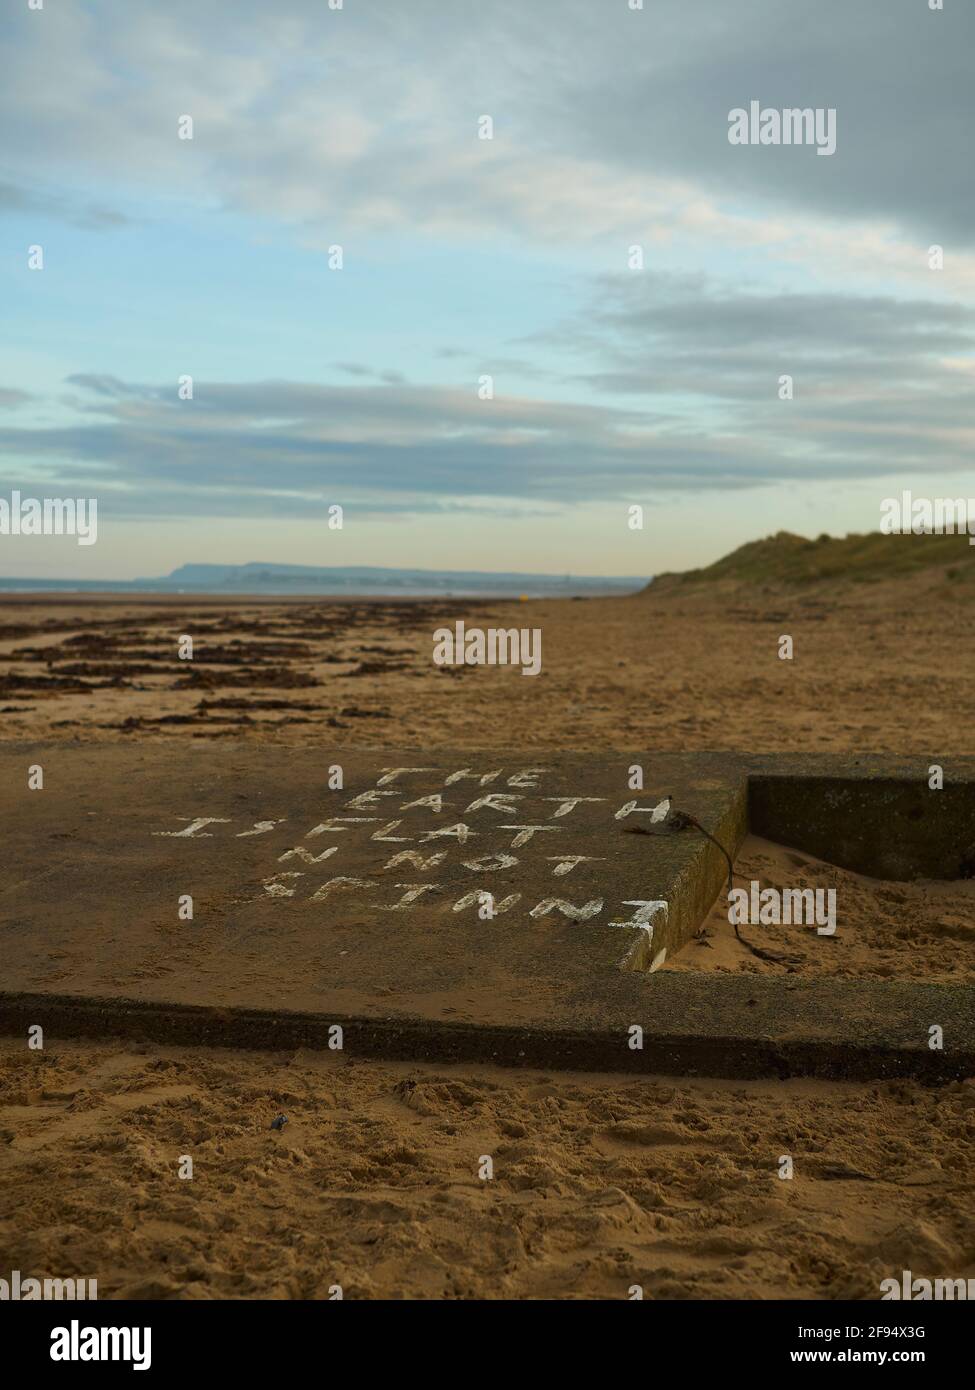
1, 990, 970, 1083
619, 779, 749, 971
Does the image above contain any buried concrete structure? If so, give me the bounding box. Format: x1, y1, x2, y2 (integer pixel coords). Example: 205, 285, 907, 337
0, 743, 973, 1081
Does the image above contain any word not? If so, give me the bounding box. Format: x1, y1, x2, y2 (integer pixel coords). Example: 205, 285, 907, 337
0, 490, 97, 545
432, 622, 541, 676
728, 102, 836, 156
728, 880, 836, 935
880, 490, 975, 543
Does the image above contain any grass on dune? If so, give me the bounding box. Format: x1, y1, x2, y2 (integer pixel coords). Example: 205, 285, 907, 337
647, 529, 975, 591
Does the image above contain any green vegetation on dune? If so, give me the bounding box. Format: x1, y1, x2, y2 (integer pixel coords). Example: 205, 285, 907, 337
648, 530, 975, 591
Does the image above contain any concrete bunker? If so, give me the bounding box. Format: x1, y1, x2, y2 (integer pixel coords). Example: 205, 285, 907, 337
747, 773, 975, 881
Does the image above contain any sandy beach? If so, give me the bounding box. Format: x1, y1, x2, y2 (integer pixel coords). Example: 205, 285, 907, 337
1, 568, 971, 753
2, 574, 973, 1299
4, 1038, 973, 1301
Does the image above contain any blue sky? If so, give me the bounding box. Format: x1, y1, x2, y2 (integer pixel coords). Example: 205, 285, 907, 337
1, 0, 974, 579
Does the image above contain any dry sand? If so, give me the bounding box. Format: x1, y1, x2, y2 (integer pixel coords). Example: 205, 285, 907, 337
3, 1040, 973, 1301
664, 834, 975, 983
1, 580, 974, 1299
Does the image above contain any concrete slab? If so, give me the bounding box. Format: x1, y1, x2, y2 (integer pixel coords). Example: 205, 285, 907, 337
1, 744, 973, 1079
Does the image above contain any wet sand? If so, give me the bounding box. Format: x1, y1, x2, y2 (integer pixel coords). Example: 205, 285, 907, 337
1, 571, 972, 752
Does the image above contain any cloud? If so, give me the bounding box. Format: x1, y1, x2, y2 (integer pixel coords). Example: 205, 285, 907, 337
0, 329, 971, 523
542, 273, 975, 468
557, 0, 975, 246
0, 0, 971, 277
0, 180, 128, 229
1, 2, 972, 530
332, 363, 406, 385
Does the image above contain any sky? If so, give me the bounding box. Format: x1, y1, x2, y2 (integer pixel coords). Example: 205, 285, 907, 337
1, 0, 974, 580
